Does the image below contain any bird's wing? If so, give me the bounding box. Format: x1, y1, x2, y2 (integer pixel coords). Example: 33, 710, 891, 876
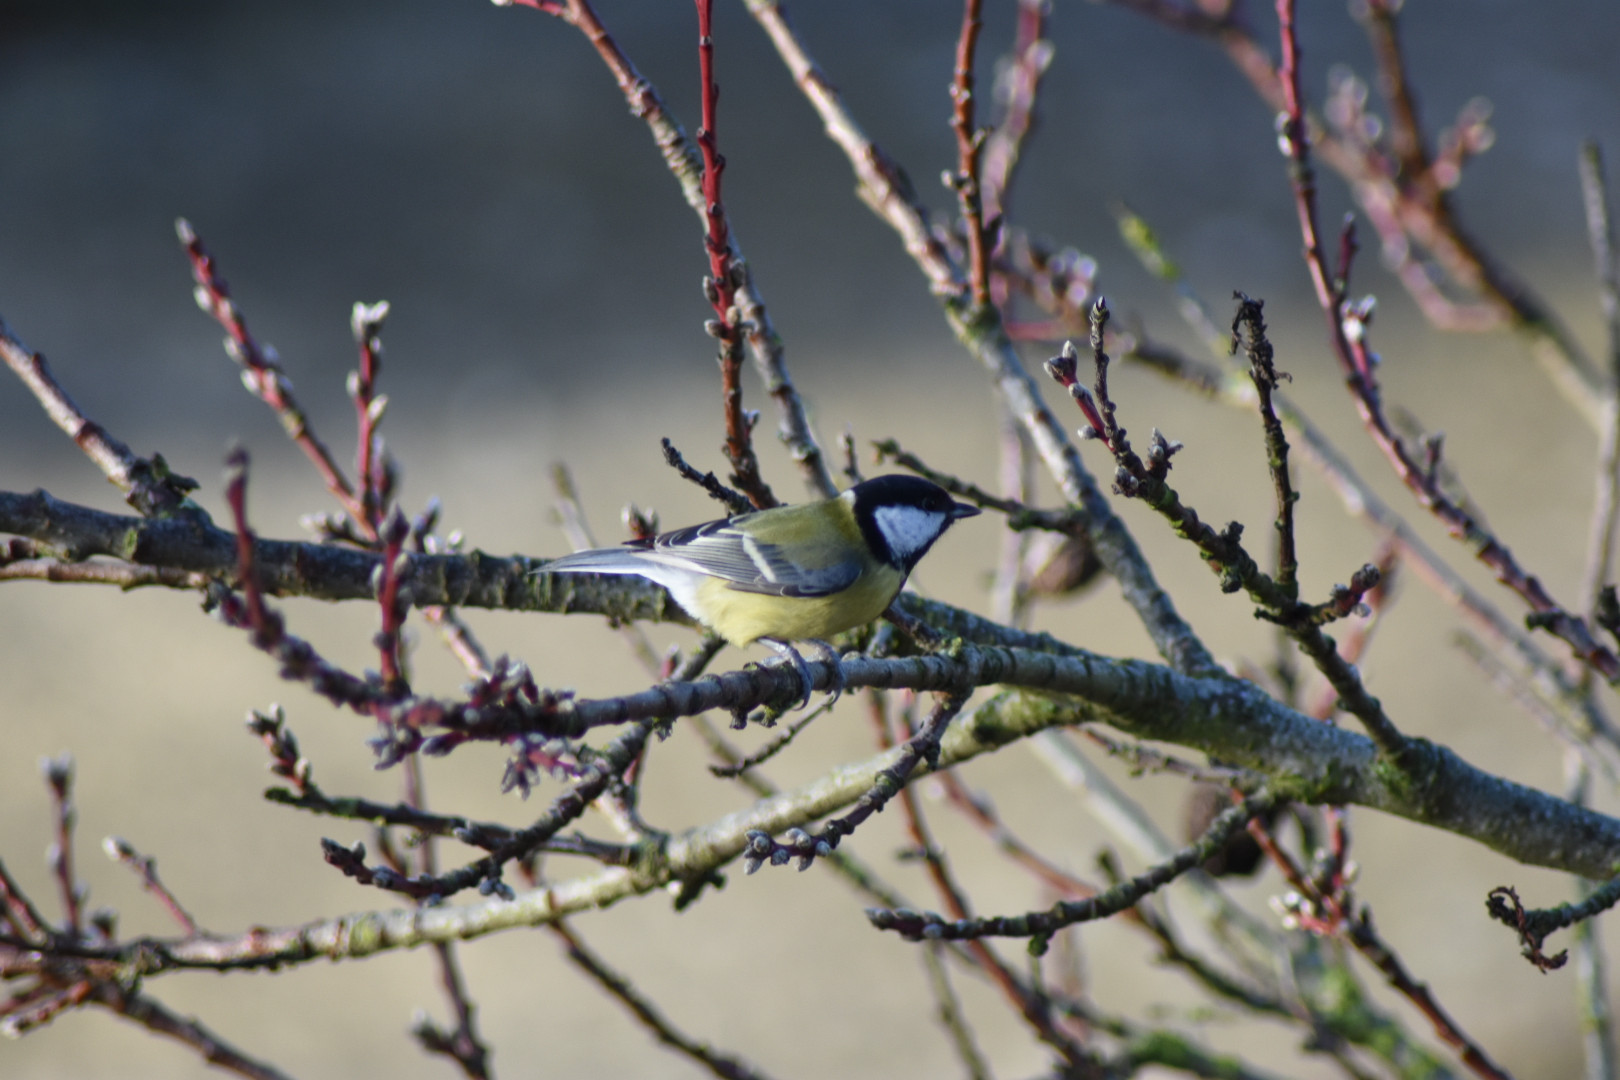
647, 518, 862, 598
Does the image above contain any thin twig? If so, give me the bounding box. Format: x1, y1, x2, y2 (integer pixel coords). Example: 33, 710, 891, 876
0, 857, 51, 940
1581, 144, 1620, 623
1081, 730, 1254, 787
742, 693, 969, 871
506, 0, 835, 497
1107, 0, 1601, 421
410, 938, 492, 1080
102, 989, 296, 1080
876, 693, 1085, 1068
692, 0, 772, 507
550, 921, 776, 1080
42, 755, 82, 936
1249, 792, 1513, 1080
868, 791, 1279, 940
348, 301, 391, 536
919, 942, 994, 1080
1271, 1, 1620, 683
374, 510, 411, 698
745, 0, 1218, 679
1118, 335, 1620, 765
949, 0, 991, 309
178, 219, 363, 520
102, 837, 200, 936
324, 721, 654, 901
399, 742, 492, 1078
661, 437, 753, 516
1048, 314, 1405, 754
1, 791, 294, 1077
706, 701, 829, 776
0, 319, 199, 518
1231, 294, 1298, 594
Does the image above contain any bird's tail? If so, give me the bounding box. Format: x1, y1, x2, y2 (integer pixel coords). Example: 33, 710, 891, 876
537, 548, 656, 576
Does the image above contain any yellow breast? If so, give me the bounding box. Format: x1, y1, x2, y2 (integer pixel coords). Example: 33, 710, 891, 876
692, 565, 906, 646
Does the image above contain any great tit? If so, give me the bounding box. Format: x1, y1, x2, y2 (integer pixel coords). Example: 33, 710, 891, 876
540, 474, 980, 699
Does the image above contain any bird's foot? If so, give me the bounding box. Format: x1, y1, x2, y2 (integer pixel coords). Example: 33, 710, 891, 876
761, 638, 815, 712
801, 639, 845, 708
759, 638, 845, 712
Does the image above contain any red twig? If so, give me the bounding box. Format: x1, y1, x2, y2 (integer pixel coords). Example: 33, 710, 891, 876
216, 453, 427, 743
694, 0, 772, 507
1111, 0, 1599, 411
103, 836, 201, 936
184, 230, 399, 549
41, 756, 82, 937
179, 220, 364, 521
349, 301, 391, 537
1273, 2, 1335, 355
1340, 908, 1514, 1080
1271, 1, 1620, 684
181, 238, 437, 709
1579, 144, 1620, 633
503, 0, 833, 499
493, 0, 566, 15
375, 509, 411, 698
0, 858, 50, 941
1349, 1, 1525, 335
949, 0, 991, 309
223, 449, 272, 640
193, 237, 493, 712
695, 1, 731, 304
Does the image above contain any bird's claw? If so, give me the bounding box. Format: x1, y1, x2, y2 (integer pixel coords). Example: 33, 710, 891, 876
803, 639, 845, 708
761, 638, 844, 712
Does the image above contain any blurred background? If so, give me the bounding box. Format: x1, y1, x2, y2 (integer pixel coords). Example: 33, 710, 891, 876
3, 1, 1619, 1077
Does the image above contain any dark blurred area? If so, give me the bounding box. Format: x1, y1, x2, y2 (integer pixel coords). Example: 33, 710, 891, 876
3, 0, 1615, 469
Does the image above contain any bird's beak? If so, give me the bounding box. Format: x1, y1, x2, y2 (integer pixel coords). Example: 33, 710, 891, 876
950, 501, 981, 520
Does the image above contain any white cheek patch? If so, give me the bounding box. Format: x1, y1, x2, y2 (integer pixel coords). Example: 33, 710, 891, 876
873, 506, 948, 564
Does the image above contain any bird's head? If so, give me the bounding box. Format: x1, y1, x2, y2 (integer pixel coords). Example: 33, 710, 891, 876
848, 475, 980, 573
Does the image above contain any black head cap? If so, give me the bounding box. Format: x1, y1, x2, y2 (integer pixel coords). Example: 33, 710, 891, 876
849, 475, 980, 570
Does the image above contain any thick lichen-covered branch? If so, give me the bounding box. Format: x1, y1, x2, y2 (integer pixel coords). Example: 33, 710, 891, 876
5, 486, 1619, 879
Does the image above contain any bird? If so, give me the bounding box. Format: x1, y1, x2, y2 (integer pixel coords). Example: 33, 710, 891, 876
539, 474, 981, 705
